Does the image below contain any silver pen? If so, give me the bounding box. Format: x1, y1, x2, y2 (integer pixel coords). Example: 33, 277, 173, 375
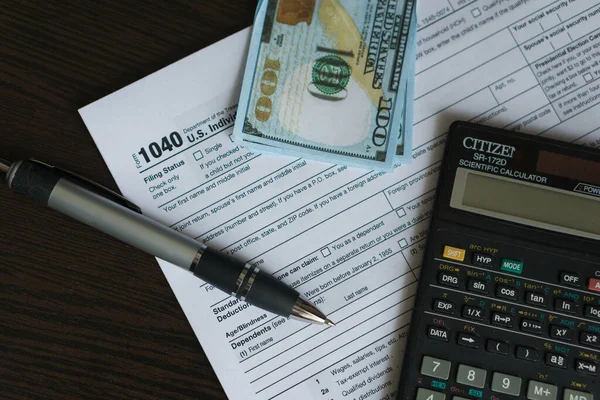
1, 158, 334, 327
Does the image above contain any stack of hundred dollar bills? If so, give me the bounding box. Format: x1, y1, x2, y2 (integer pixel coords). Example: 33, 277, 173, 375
233, 0, 417, 172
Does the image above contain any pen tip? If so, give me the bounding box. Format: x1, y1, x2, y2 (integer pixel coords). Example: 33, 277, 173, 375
324, 319, 336, 327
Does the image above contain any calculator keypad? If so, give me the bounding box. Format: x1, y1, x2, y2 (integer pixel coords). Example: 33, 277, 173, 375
516, 346, 539, 362
421, 356, 451, 380
427, 326, 449, 342
580, 332, 600, 347
415, 355, 595, 399
456, 333, 479, 349
555, 298, 577, 314
527, 381, 557, 400
404, 231, 599, 400
433, 299, 455, 315
456, 364, 486, 388
486, 339, 508, 355
496, 284, 518, 300
563, 389, 593, 400
416, 388, 446, 400
575, 359, 598, 375
491, 372, 522, 396
520, 319, 543, 334
545, 353, 567, 369
526, 292, 547, 307
467, 278, 488, 294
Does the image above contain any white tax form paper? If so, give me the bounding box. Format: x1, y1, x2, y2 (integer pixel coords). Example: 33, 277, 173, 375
80, 1, 600, 398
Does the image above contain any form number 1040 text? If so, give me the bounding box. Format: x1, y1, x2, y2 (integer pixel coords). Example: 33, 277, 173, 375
137, 132, 184, 163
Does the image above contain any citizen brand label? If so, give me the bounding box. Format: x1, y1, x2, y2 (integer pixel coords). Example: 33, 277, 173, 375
463, 137, 516, 158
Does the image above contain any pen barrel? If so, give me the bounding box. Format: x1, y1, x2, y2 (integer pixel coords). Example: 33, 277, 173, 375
8, 160, 303, 319
7, 160, 204, 269
48, 179, 204, 269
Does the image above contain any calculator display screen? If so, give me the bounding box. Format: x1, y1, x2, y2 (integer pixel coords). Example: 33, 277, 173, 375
452, 169, 600, 240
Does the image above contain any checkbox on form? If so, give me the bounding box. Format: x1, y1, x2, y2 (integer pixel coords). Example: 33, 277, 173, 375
584, 73, 593, 83
396, 207, 407, 218
193, 150, 204, 161
321, 247, 331, 257
471, 8, 481, 18
398, 239, 409, 249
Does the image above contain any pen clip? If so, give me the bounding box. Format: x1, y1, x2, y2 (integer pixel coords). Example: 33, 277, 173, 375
30, 158, 143, 214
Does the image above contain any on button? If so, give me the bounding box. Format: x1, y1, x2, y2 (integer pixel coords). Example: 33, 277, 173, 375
588, 278, 600, 293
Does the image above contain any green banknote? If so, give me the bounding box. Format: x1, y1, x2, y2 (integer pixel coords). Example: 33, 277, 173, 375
234, 0, 416, 171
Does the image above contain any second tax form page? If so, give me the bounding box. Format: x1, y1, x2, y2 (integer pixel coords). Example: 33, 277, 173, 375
80, 1, 600, 399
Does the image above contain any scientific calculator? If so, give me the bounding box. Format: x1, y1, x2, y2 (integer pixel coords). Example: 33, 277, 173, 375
397, 122, 600, 400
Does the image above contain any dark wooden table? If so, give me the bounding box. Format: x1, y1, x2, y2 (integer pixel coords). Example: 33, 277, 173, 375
0, 1, 257, 398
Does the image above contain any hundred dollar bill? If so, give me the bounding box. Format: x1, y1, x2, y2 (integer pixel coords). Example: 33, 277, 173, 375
234, 0, 417, 171
395, 6, 417, 161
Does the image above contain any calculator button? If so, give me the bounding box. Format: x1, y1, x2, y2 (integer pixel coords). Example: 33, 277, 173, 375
433, 299, 455, 315
560, 271, 581, 287
456, 364, 487, 388
588, 277, 600, 292
427, 326, 449, 341
500, 258, 523, 274
527, 381, 557, 399
496, 285, 518, 301
563, 389, 593, 400
457, 333, 479, 349
438, 271, 459, 288
462, 305, 484, 321
472, 252, 494, 267
584, 305, 600, 320
516, 346, 539, 362
421, 356, 451, 380
520, 319, 543, 335
491, 372, 522, 396
575, 359, 597, 375
416, 388, 446, 400
443, 245, 465, 262
452, 398, 469, 400
580, 332, 600, 347
486, 339, 509, 355
550, 325, 573, 341
555, 298, 577, 314
525, 292, 547, 307
467, 279, 489, 294
491, 312, 514, 328
545, 353, 567, 369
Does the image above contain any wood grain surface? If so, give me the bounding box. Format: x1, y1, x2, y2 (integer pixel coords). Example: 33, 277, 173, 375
0, 1, 257, 398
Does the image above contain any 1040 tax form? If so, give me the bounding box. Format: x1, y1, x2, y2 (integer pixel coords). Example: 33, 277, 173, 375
80, 1, 600, 399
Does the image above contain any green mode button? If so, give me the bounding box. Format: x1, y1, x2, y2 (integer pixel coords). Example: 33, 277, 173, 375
500, 258, 523, 274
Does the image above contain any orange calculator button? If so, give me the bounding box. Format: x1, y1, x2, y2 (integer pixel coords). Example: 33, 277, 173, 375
588, 278, 600, 293
443, 245, 466, 262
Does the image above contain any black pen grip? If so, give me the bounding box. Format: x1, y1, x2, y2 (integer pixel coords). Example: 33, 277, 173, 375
192, 247, 244, 295
192, 248, 299, 317
245, 271, 299, 317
